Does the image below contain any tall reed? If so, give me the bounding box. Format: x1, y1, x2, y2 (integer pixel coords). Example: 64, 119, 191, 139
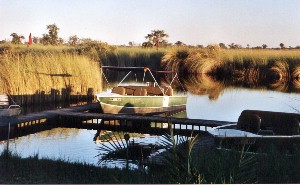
162, 45, 221, 74
100, 47, 165, 69
0, 46, 102, 95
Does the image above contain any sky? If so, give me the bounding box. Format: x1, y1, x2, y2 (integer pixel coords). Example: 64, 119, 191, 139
1, 0, 300, 48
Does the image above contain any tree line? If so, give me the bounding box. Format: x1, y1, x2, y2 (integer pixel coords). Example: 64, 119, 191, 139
2, 24, 300, 50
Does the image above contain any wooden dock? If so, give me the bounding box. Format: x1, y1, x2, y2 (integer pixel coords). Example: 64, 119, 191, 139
0, 103, 235, 140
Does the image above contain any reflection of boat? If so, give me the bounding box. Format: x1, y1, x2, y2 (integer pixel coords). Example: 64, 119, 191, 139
96, 66, 187, 114
0, 94, 21, 123
209, 110, 300, 152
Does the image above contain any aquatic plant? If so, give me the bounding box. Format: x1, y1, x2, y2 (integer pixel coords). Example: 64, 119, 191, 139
100, 47, 164, 70
96, 131, 159, 166
0, 44, 102, 95
161, 46, 221, 74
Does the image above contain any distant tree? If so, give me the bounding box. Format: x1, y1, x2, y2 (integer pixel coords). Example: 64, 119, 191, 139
128, 41, 134, 46
295, 46, 300, 49
174, 41, 185, 46
280, 43, 285, 49
58, 38, 64, 45
81, 38, 93, 44
196, 45, 204, 48
160, 40, 170, 47
46, 23, 60, 45
145, 30, 169, 50
228, 43, 235, 49
247, 44, 250, 49
32, 36, 39, 44
142, 41, 153, 48
10, 33, 24, 44
68, 35, 79, 46
262, 44, 267, 49
219, 43, 227, 49
228, 43, 242, 49
40, 34, 51, 45
252, 46, 262, 49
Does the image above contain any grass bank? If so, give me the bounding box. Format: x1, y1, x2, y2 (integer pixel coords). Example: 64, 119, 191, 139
2, 139, 300, 184
0, 44, 102, 95
0, 151, 146, 184
162, 47, 300, 92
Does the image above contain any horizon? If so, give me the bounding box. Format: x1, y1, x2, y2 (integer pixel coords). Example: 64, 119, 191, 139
1, 0, 300, 48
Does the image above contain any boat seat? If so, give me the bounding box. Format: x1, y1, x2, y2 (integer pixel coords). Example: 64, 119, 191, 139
237, 113, 261, 133
146, 87, 164, 96
120, 86, 166, 96
163, 87, 173, 96
133, 88, 147, 96
273, 118, 299, 135
112, 87, 125, 95
121, 86, 138, 95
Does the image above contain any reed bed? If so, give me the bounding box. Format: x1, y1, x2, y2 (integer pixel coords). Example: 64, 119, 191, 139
0, 45, 102, 95
161, 47, 300, 93
162, 45, 221, 74
2, 44, 300, 95
100, 47, 165, 70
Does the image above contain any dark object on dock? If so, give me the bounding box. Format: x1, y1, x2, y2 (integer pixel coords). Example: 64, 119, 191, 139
210, 110, 300, 153
238, 110, 300, 135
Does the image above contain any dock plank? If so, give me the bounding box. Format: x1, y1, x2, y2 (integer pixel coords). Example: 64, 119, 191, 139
2, 102, 234, 128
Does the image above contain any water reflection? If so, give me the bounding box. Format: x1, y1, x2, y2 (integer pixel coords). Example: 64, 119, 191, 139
1, 68, 300, 168
176, 73, 300, 98
0, 128, 163, 167
104, 68, 300, 100
179, 73, 225, 100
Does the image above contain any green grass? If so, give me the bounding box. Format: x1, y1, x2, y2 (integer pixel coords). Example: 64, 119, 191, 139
2, 135, 300, 184
0, 151, 147, 184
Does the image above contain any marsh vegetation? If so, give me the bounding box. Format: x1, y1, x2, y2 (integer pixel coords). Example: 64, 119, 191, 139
2, 132, 300, 184
1, 42, 300, 96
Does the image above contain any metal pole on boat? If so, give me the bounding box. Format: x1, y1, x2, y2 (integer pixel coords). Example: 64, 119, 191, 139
118, 71, 132, 86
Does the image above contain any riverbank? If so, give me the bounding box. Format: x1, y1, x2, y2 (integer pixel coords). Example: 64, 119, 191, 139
0, 151, 146, 184
2, 141, 300, 184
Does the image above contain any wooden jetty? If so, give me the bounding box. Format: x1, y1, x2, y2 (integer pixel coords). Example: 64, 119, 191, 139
0, 103, 234, 140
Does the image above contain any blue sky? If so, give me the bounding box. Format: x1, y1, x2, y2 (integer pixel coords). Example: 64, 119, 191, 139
1, 0, 300, 47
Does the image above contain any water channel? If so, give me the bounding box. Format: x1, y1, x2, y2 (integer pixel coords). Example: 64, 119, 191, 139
1, 72, 299, 167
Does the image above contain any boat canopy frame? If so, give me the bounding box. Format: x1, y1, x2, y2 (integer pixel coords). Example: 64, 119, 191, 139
101, 66, 185, 95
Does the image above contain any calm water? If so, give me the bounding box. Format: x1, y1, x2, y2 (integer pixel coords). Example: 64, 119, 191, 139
187, 88, 299, 121
1, 75, 300, 166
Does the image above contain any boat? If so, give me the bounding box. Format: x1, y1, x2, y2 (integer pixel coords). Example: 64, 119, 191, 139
209, 110, 300, 152
0, 94, 21, 117
96, 66, 187, 115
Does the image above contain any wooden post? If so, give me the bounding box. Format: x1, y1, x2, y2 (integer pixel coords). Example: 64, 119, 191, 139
87, 88, 94, 103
